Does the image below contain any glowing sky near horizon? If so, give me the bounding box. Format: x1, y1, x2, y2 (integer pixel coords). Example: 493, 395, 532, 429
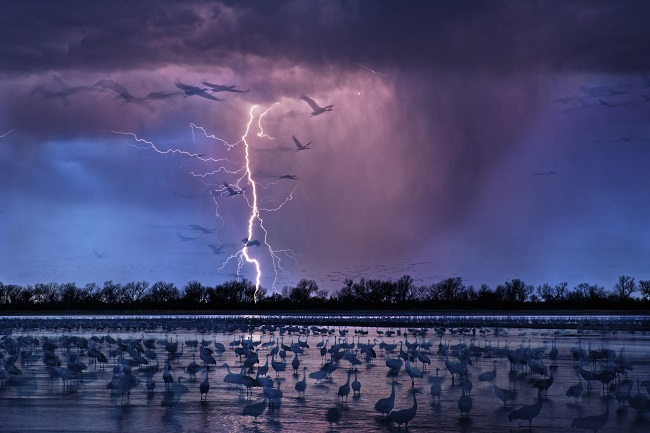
1, 1, 650, 294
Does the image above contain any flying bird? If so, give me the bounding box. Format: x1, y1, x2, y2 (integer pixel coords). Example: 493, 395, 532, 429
278, 175, 298, 180
241, 238, 261, 247
292, 135, 311, 151
174, 82, 223, 102
598, 99, 615, 107
93, 79, 136, 102
177, 233, 199, 242
299, 94, 333, 117
223, 182, 244, 197
532, 171, 558, 177
201, 80, 249, 93
93, 249, 107, 259
189, 224, 216, 234
208, 245, 226, 255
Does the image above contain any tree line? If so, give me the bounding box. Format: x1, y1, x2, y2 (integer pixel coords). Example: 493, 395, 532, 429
0, 275, 649, 311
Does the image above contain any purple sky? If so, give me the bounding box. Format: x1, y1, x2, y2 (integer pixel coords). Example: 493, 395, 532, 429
1, 1, 650, 293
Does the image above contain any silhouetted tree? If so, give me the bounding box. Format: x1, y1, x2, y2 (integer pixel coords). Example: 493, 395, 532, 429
568, 282, 607, 303
146, 281, 180, 304
536, 282, 567, 303
496, 279, 532, 304
639, 280, 650, 301
58, 282, 86, 305
209, 279, 260, 304
99, 281, 122, 304
33, 283, 60, 305
613, 275, 637, 302
123, 281, 149, 302
288, 279, 319, 303
183, 280, 208, 304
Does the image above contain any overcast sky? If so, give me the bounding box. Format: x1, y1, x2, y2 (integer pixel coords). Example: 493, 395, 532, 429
2, 1, 650, 293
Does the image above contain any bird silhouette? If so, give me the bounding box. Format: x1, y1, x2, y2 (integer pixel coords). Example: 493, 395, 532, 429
241, 238, 261, 247
326, 406, 341, 429
508, 398, 543, 427
208, 244, 225, 255
458, 389, 472, 417
375, 380, 398, 416
571, 400, 609, 432
533, 372, 553, 397
199, 368, 210, 401
351, 369, 361, 396
243, 396, 268, 421
177, 233, 199, 242
200, 80, 249, 93
299, 94, 333, 117
295, 367, 307, 397
388, 388, 420, 428
279, 174, 298, 180
93, 249, 107, 259
338, 370, 351, 402
478, 360, 497, 382
493, 383, 517, 405
189, 224, 216, 234
223, 182, 244, 196
566, 373, 583, 403
292, 135, 311, 151
174, 82, 223, 101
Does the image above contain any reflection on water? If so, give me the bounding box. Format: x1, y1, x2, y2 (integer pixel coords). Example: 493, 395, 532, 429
0, 314, 649, 432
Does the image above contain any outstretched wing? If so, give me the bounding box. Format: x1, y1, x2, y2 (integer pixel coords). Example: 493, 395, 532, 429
292, 135, 302, 149
299, 94, 321, 111
195, 90, 223, 102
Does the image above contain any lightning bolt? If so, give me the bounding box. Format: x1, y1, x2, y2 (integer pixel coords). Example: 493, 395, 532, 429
114, 102, 298, 303
241, 105, 262, 301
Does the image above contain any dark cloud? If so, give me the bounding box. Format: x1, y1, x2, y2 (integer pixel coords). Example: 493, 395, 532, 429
2, 1, 650, 291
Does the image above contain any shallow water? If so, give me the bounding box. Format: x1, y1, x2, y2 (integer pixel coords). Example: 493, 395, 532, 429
1, 315, 649, 432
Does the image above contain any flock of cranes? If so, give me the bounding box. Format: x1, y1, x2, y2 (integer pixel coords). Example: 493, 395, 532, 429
0, 317, 649, 432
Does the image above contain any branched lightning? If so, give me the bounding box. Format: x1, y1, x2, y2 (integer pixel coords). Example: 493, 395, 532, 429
114, 102, 299, 302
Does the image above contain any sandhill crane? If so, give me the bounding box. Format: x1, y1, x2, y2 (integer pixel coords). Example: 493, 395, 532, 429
199, 368, 210, 401
338, 370, 351, 402
533, 372, 553, 397
405, 355, 423, 385
174, 82, 223, 101
430, 368, 443, 404
326, 406, 341, 429
458, 388, 472, 417
493, 383, 517, 405
223, 182, 244, 196
243, 396, 267, 421
566, 373, 583, 403
201, 80, 249, 93
508, 398, 543, 427
571, 400, 609, 432
299, 94, 333, 117
478, 360, 497, 382
375, 381, 398, 416
388, 388, 420, 428
351, 369, 361, 396
295, 367, 307, 397
292, 135, 311, 151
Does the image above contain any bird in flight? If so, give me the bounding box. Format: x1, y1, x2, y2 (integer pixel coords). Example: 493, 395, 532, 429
279, 174, 298, 180
174, 82, 223, 102
292, 135, 311, 151
532, 172, 558, 177
299, 94, 333, 117
177, 233, 199, 242
208, 244, 226, 255
598, 99, 615, 107
93, 249, 107, 259
223, 182, 245, 197
241, 238, 261, 247
189, 224, 216, 234
201, 80, 249, 93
